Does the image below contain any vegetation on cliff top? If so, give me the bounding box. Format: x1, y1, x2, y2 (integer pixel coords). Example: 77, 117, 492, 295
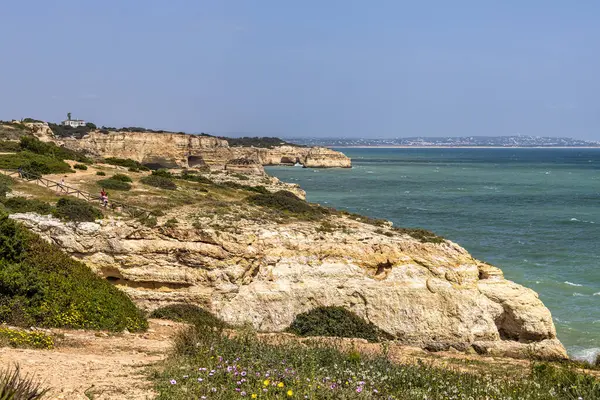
153, 318, 600, 400
0, 213, 147, 331
222, 136, 301, 149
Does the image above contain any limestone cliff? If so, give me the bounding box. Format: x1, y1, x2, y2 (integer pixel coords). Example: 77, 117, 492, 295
41, 129, 351, 171
10, 212, 566, 360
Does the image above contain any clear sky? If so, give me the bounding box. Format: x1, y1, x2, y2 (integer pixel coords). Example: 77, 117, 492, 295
1, 1, 599, 139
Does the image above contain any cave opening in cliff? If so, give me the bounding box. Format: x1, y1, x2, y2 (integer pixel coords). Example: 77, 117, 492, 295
188, 155, 207, 167
280, 156, 303, 166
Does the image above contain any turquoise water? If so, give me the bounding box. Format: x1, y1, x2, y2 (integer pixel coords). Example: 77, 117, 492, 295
267, 148, 600, 360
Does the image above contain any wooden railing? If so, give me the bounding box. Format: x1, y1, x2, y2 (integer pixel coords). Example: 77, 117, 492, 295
0, 169, 155, 220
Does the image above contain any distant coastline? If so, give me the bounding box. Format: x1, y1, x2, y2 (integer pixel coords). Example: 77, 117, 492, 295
333, 146, 600, 149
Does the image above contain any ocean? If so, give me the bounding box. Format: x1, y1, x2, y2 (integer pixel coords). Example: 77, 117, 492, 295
266, 148, 600, 361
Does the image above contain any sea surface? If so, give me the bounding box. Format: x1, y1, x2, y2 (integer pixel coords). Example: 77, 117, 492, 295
267, 148, 600, 361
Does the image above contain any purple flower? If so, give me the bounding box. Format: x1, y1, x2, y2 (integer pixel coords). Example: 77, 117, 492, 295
241, 371, 247, 377
170, 379, 176, 385
241, 392, 247, 396
356, 387, 363, 393
373, 389, 379, 393
198, 378, 204, 382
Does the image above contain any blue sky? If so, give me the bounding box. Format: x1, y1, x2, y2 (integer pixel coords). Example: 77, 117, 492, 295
1, 1, 599, 139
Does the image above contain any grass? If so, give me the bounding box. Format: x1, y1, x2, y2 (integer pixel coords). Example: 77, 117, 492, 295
153, 324, 600, 400
0, 213, 147, 332
141, 175, 177, 190
150, 304, 227, 330
0, 366, 48, 399
103, 157, 150, 171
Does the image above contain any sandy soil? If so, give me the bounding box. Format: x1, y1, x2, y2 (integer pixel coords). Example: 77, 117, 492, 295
0, 319, 184, 400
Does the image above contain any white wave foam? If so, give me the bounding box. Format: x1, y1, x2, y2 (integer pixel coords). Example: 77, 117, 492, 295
593, 292, 600, 296
565, 281, 583, 287
570, 218, 579, 221
573, 292, 587, 297
571, 348, 600, 364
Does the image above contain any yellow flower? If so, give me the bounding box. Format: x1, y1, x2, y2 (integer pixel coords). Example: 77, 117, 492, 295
263, 380, 270, 386
287, 389, 293, 396
252, 394, 257, 399
277, 382, 284, 388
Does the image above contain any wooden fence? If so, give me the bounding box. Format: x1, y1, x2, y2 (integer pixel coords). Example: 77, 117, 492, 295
0, 169, 155, 220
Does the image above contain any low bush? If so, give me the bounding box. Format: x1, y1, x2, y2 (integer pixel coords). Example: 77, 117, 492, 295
287, 306, 390, 342
141, 175, 177, 190
231, 173, 250, 181
164, 218, 178, 228
0, 213, 147, 331
19, 136, 91, 163
0, 366, 48, 399
221, 181, 269, 194
96, 171, 106, 176
73, 163, 87, 170
0, 151, 72, 176
0, 140, 21, 152
103, 157, 150, 171
392, 227, 445, 244
0, 175, 14, 198
97, 178, 131, 191
1, 197, 54, 215
111, 173, 132, 183
150, 304, 227, 330
177, 172, 213, 184
54, 197, 103, 222
0, 327, 54, 349
248, 190, 325, 219
151, 169, 173, 178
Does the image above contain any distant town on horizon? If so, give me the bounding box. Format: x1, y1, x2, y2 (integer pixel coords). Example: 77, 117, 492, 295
288, 135, 600, 148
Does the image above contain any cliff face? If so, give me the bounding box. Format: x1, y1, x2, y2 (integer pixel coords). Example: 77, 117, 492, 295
47, 130, 351, 170
10, 212, 566, 360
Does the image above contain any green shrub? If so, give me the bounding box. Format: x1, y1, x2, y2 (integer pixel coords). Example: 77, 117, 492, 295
0, 175, 14, 198
0, 140, 21, 152
221, 181, 269, 194
96, 171, 106, 176
19, 136, 91, 163
150, 304, 227, 329
1, 197, 54, 215
54, 197, 103, 222
287, 306, 390, 342
0, 366, 48, 399
0, 327, 54, 349
111, 173, 132, 182
151, 169, 173, 178
103, 157, 150, 171
141, 175, 177, 190
73, 163, 87, 170
231, 173, 250, 181
97, 178, 131, 191
0, 214, 147, 331
0, 151, 72, 175
249, 190, 324, 219
140, 216, 157, 227
128, 167, 139, 172
392, 227, 445, 244
164, 218, 178, 228
177, 172, 213, 184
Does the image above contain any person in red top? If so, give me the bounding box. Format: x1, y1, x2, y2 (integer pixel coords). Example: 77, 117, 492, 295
100, 188, 108, 207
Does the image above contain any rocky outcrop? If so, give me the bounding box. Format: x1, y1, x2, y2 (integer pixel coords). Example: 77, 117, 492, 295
43, 130, 351, 170
10, 212, 566, 360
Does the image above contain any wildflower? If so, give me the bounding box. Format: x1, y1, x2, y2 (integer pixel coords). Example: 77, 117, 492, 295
263, 380, 270, 386
263, 388, 268, 392
287, 389, 293, 396
252, 395, 257, 399
241, 371, 247, 376
241, 391, 247, 396
198, 377, 204, 382
169, 379, 176, 385
183, 375, 189, 379
212, 387, 217, 392
278, 382, 285, 388
356, 386, 363, 393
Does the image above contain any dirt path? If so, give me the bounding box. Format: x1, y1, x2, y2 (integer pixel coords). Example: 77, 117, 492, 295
0, 319, 184, 400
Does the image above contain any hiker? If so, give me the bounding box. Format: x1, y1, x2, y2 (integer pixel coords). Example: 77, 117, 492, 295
57, 177, 65, 193
17, 167, 23, 178
100, 188, 108, 207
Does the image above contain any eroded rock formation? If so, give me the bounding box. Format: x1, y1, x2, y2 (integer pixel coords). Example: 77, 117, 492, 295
40, 129, 351, 171
10, 212, 566, 360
